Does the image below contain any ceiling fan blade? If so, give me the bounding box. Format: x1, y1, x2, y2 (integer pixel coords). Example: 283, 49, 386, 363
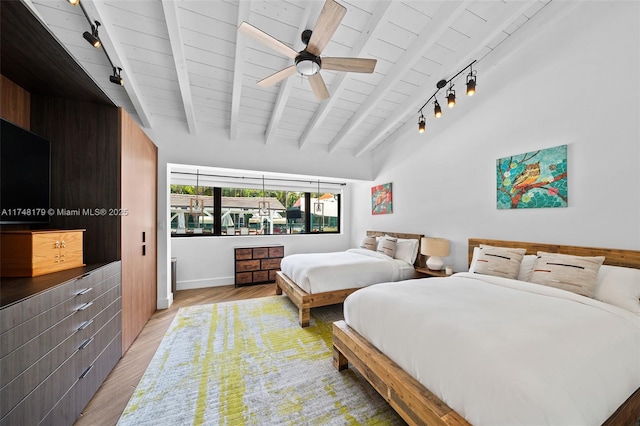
322, 57, 377, 73
238, 22, 298, 59
308, 73, 330, 100
306, 0, 346, 56
257, 65, 297, 87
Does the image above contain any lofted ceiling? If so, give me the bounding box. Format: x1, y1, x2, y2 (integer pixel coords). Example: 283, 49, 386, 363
25, 0, 551, 158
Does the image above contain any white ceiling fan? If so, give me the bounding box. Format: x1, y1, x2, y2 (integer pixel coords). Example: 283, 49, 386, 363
238, 0, 377, 101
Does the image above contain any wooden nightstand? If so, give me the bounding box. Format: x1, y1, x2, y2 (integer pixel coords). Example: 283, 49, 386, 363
414, 267, 450, 278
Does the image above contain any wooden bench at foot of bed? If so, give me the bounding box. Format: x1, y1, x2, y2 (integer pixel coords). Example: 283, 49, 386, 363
275, 271, 359, 327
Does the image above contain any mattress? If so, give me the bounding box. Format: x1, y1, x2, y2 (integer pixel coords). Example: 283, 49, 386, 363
279, 248, 414, 294
343, 272, 640, 425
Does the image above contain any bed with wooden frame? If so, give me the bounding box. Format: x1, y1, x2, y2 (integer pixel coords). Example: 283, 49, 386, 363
332, 238, 640, 426
276, 230, 423, 327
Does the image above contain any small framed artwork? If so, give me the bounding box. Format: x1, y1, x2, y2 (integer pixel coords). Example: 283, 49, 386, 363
496, 144, 567, 209
371, 182, 393, 215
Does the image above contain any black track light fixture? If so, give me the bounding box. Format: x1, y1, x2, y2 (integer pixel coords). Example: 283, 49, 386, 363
110, 67, 124, 86
446, 84, 456, 108
418, 112, 426, 133
434, 99, 442, 118
466, 65, 477, 96
416, 60, 477, 134
83, 21, 101, 48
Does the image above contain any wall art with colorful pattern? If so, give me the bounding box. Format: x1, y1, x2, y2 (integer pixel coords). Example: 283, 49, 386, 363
497, 145, 567, 209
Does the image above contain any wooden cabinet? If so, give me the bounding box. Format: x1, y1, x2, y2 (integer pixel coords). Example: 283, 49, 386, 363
0, 230, 85, 277
0, 262, 121, 426
235, 245, 284, 286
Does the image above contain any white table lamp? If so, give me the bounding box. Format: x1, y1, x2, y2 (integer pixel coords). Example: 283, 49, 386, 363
421, 237, 450, 271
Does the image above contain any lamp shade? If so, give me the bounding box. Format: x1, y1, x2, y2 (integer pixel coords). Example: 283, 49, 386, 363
421, 237, 450, 257
421, 237, 450, 271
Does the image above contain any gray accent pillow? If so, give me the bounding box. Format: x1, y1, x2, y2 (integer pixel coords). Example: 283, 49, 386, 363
377, 235, 397, 257
529, 251, 605, 298
360, 236, 376, 251
473, 245, 527, 279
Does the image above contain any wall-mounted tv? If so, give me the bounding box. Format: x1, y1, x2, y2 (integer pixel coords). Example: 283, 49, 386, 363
0, 118, 51, 224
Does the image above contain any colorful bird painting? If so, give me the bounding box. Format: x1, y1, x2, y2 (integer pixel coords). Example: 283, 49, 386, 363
510, 162, 540, 193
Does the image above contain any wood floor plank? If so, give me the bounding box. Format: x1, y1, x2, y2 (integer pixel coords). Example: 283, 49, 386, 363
74, 283, 277, 426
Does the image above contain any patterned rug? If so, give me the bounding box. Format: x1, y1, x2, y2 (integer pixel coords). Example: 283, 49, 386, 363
118, 296, 404, 426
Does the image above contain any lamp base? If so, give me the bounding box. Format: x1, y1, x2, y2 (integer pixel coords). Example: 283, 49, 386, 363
426, 256, 444, 271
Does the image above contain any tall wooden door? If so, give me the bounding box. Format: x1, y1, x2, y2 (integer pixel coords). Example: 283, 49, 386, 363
120, 108, 157, 354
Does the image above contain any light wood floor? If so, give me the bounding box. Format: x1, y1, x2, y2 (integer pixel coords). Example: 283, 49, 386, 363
74, 283, 277, 426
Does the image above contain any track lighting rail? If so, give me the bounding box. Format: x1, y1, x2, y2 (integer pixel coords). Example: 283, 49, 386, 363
68, 0, 124, 85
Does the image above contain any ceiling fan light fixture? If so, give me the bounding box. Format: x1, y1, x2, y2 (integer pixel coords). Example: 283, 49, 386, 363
295, 52, 321, 76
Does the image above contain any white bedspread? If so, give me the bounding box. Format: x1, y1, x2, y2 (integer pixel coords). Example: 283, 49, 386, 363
280, 248, 413, 294
343, 272, 640, 426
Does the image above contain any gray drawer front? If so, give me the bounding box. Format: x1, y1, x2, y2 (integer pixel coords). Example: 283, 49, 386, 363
0, 262, 120, 334
0, 269, 121, 357
40, 332, 122, 426
0, 311, 121, 426
0, 291, 121, 402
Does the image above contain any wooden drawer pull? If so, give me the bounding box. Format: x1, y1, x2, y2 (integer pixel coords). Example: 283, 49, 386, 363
76, 287, 93, 296
78, 319, 93, 331
79, 337, 94, 350
77, 301, 93, 311
79, 364, 94, 379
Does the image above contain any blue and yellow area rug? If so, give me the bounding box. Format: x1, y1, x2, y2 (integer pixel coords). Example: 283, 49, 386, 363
118, 296, 404, 425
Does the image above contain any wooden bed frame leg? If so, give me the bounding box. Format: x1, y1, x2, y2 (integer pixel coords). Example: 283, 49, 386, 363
299, 306, 310, 328
275, 282, 282, 295
333, 345, 348, 371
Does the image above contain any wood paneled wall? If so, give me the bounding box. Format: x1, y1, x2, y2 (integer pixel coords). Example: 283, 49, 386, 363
120, 108, 157, 354
0, 75, 30, 129
30, 96, 121, 264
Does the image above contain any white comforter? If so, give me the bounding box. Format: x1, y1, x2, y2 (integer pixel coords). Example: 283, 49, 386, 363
279, 248, 413, 294
343, 272, 640, 426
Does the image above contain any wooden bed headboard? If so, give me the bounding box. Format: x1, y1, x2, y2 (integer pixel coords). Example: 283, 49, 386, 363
367, 231, 424, 268
468, 238, 640, 269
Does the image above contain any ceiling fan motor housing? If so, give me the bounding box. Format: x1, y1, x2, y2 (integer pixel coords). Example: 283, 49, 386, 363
295, 51, 322, 76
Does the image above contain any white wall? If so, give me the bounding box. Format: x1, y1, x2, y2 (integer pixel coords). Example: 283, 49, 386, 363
351, 1, 640, 273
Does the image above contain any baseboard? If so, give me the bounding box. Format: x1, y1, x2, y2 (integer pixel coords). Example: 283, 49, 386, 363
157, 292, 173, 310
176, 276, 233, 290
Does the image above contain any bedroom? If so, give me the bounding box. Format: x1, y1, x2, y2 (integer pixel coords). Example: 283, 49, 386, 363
0, 0, 638, 425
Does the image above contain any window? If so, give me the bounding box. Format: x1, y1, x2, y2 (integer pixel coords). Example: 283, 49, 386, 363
170, 172, 342, 236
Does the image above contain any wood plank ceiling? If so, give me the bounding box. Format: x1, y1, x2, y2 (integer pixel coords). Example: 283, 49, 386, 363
27, 0, 551, 158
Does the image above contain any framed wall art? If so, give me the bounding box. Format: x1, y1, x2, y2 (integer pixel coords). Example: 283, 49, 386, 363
497, 144, 568, 209
371, 182, 393, 215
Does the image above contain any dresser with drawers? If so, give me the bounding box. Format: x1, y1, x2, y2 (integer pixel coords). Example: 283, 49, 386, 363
234, 245, 284, 286
0, 261, 122, 426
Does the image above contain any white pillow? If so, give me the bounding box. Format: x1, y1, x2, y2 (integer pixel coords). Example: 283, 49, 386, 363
469, 246, 480, 272
518, 255, 537, 281
594, 265, 640, 315
394, 238, 419, 265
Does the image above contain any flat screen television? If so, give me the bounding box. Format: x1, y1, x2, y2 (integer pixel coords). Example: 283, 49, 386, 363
0, 118, 51, 224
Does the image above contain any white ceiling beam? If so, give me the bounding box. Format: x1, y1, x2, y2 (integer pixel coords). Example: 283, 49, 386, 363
354, 0, 539, 157
298, 0, 392, 150
265, 1, 322, 145
230, 0, 251, 140
82, 0, 153, 129
162, 0, 197, 135
327, 0, 472, 154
